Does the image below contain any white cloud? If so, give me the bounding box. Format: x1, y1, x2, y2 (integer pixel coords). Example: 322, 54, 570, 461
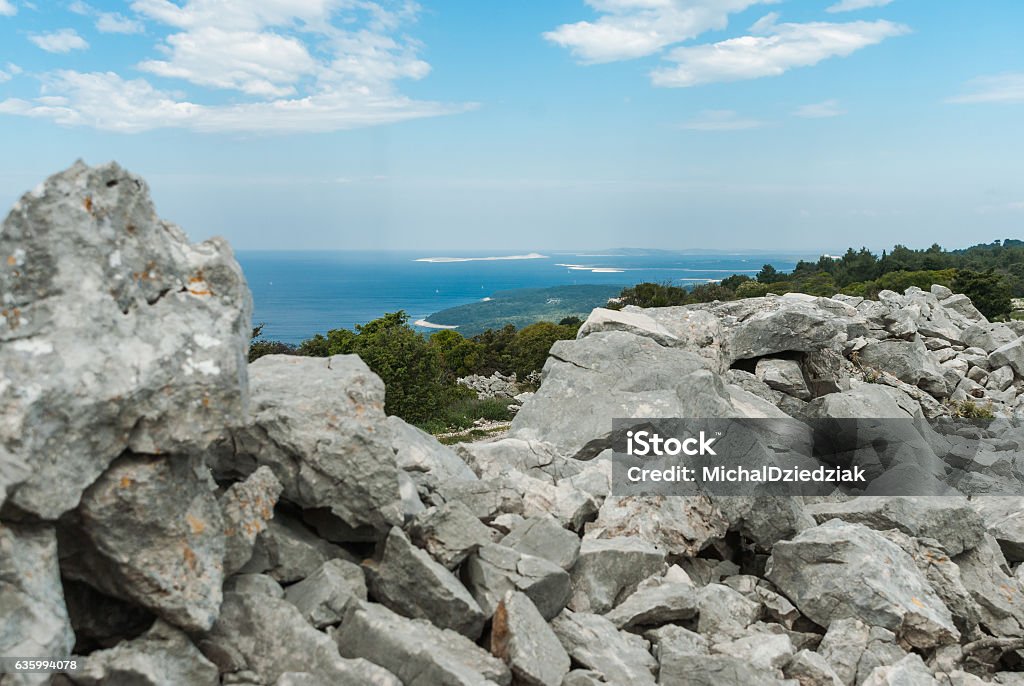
948, 73, 1024, 104
794, 99, 844, 118
29, 28, 90, 53
679, 109, 765, 130
826, 0, 894, 13
71, 1, 145, 34
0, 0, 15, 17
1, 1, 470, 133
652, 14, 908, 87
543, 0, 772, 64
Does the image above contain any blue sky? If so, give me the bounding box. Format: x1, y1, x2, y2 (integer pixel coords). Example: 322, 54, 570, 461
0, 0, 1022, 252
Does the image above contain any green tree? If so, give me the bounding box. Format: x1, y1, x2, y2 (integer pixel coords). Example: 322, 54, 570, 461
509, 321, 577, 378
952, 269, 1013, 320
428, 330, 484, 381
248, 323, 297, 362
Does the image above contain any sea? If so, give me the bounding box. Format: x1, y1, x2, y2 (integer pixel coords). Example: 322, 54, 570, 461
238, 250, 820, 344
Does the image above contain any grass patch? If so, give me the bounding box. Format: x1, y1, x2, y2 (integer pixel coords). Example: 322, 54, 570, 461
417, 396, 516, 434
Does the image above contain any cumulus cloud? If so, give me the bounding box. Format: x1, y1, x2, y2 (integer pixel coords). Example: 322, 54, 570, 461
0, 0, 15, 17
651, 14, 908, 87
679, 109, 765, 130
826, 0, 894, 13
948, 73, 1024, 104
71, 1, 145, 34
1, 0, 471, 133
794, 99, 844, 118
543, 0, 771, 63
29, 29, 90, 53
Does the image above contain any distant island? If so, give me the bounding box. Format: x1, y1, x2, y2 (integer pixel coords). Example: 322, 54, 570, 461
419, 284, 623, 335
414, 252, 548, 263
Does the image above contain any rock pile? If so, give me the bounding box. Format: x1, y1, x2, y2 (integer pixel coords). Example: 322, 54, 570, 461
3, 163, 1024, 685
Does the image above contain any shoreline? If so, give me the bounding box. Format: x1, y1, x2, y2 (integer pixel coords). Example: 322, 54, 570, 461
414, 319, 459, 329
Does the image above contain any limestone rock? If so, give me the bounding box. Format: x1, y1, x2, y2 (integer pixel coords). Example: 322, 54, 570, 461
490, 591, 570, 686
284, 559, 367, 629
220, 466, 283, 576
970, 496, 1024, 561
0, 161, 250, 520
336, 600, 511, 686
500, 515, 581, 571
364, 527, 486, 638
756, 357, 812, 399
387, 415, 477, 484
603, 582, 700, 630
568, 537, 666, 614
59, 453, 224, 633
585, 495, 727, 557
784, 649, 843, 686
240, 511, 351, 584
551, 610, 657, 685
990, 337, 1024, 377
406, 501, 495, 570
766, 520, 959, 648
464, 543, 570, 621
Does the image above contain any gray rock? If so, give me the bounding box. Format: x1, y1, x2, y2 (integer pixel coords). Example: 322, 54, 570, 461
696, 583, 762, 637
784, 649, 843, 686
221, 466, 283, 576
551, 610, 657, 685
715, 296, 847, 362
658, 653, 785, 685
961, 323, 1019, 353
464, 543, 571, 621
387, 415, 477, 484
585, 495, 727, 557
561, 670, 608, 686
218, 354, 404, 536
336, 600, 511, 686
58, 453, 224, 633
807, 384, 922, 419
72, 620, 219, 686
766, 520, 959, 648
500, 515, 581, 571
200, 592, 398, 685
712, 631, 794, 672
971, 496, 1024, 562
952, 534, 1024, 637
756, 357, 811, 399
941, 294, 986, 323
491, 591, 570, 686
240, 511, 350, 583
0, 162, 250, 520
604, 582, 700, 630
285, 559, 367, 629
818, 617, 870, 686
224, 573, 283, 598
406, 501, 495, 569
987, 365, 1016, 392
0, 523, 74, 676
436, 478, 525, 523
860, 653, 937, 686
804, 497, 985, 556
858, 339, 950, 397
712, 495, 815, 552
990, 337, 1024, 377
568, 537, 666, 614
364, 527, 486, 638
458, 438, 582, 484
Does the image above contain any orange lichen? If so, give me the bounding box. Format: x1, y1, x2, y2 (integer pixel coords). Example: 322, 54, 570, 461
84, 196, 93, 214
186, 514, 206, 535
6, 255, 14, 266
183, 545, 198, 571
119, 476, 134, 488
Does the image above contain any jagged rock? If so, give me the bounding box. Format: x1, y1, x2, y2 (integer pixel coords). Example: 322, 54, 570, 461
766, 520, 959, 648
406, 501, 495, 570
818, 617, 871, 686
568, 537, 666, 614
712, 632, 794, 672
941, 294, 986, 323
364, 527, 486, 638
458, 438, 581, 484
858, 339, 951, 397
284, 559, 367, 629
500, 515, 581, 571
216, 354, 404, 536
551, 610, 658, 685
585, 495, 727, 557
804, 497, 985, 556
952, 534, 1024, 637
807, 384, 921, 419
561, 671, 608, 686
0, 523, 74, 677
0, 162, 250, 520
58, 453, 223, 633
961, 323, 1019, 353
464, 543, 570, 621
240, 511, 351, 583
784, 649, 844, 686
199, 592, 398, 685
224, 573, 283, 598
713, 495, 815, 552
62, 579, 155, 652
712, 295, 848, 363
658, 653, 786, 685
72, 620, 219, 686
501, 470, 600, 530
490, 591, 570, 686
336, 600, 511, 686
436, 478, 524, 523
696, 583, 762, 636
386, 415, 477, 484
603, 582, 700, 630
756, 357, 812, 399
221, 466, 283, 576
987, 365, 1016, 392
860, 653, 936, 686
970, 496, 1024, 561
457, 371, 519, 399
990, 337, 1024, 377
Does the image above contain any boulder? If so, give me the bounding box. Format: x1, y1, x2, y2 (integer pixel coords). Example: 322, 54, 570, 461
0, 523, 74, 674
756, 357, 812, 399
990, 337, 1024, 377
364, 527, 486, 638
499, 515, 581, 571
0, 161, 250, 520
490, 591, 570, 686
464, 543, 570, 621
961, 323, 1019, 353
217, 354, 404, 536
406, 501, 495, 570
970, 497, 1024, 562
336, 600, 511, 686
952, 534, 1024, 638
58, 453, 224, 633
386, 415, 477, 484
551, 610, 658, 685
568, 537, 666, 614
220, 466, 283, 576
604, 582, 700, 630
766, 520, 959, 648
658, 654, 785, 685
585, 494, 727, 557
72, 620, 219, 686
857, 339, 950, 397
784, 649, 844, 686
713, 297, 847, 362
240, 511, 351, 583
860, 653, 936, 686
284, 559, 367, 629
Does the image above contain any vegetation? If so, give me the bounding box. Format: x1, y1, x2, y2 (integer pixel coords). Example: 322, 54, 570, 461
613, 239, 1024, 320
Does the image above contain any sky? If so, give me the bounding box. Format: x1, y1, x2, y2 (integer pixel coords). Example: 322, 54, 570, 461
0, 0, 1022, 252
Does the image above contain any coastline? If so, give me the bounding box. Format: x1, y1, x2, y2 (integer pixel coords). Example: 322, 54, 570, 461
414, 319, 459, 329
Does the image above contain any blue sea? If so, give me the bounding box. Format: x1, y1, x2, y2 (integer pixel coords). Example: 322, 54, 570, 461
238, 250, 819, 344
